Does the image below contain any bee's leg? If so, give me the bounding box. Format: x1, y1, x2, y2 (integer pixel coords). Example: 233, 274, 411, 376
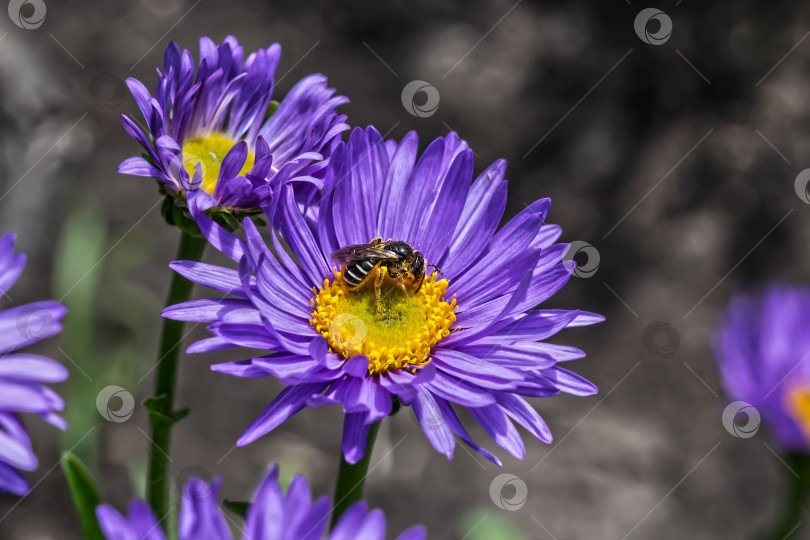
387, 268, 409, 295
373, 267, 384, 306
395, 272, 409, 295
414, 273, 425, 295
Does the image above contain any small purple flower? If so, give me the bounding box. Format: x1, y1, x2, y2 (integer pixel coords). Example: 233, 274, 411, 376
715, 284, 810, 450
164, 127, 602, 465
96, 464, 426, 540
119, 36, 349, 212
0, 233, 67, 495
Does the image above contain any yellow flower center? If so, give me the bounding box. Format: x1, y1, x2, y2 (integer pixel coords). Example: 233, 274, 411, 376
310, 267, 457, 375
181, 134, 255, 195
786, 385, 810, 440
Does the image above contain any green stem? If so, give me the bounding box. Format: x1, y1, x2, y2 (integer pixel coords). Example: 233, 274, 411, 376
146, 231, 206, 522
330, 421, 382, 529
762, 453, 810, 540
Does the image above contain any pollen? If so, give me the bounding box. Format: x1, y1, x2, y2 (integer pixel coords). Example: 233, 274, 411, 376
786, 385, 810, 441
309, 267, 456, 375
181, 134, 255, 195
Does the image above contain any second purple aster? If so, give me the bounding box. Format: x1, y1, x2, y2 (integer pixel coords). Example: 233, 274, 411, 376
119, 36, 349, 212
715, 284, 810, 450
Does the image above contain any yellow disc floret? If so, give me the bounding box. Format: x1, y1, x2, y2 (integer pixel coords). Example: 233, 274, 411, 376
786, 384, 810, 441
182, 134, 255, 195
310, 267, 456, 375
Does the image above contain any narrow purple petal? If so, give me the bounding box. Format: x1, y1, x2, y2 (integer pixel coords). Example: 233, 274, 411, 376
341, 412, 371, 464
238, 383, 326, 446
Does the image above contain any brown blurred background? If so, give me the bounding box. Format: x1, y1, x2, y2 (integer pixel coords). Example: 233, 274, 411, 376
1, 0, 809, 538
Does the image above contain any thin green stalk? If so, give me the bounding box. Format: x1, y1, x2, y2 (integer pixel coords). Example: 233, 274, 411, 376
330, 421, 382, 529
762, 453, 810, 540
146, 231, 206, 522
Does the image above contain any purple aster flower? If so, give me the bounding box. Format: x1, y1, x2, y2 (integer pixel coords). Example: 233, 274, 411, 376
119, 36, 349, 212
715, 284, 810, 450
164, 127, 602, 465
96, 464, 426, 540
0, 233, 67, 495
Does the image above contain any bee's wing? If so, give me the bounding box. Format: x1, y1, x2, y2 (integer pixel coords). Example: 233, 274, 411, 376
330, 244, 399, 263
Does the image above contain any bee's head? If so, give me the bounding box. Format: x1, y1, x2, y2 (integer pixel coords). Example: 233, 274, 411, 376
409, 251, 425, 277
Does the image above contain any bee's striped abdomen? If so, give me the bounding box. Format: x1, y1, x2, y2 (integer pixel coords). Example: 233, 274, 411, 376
344, 259, 377, 288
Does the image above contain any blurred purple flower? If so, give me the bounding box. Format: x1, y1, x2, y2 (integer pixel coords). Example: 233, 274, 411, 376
96, 464, 426, 540
0, 233, 67, 495
163, 127, 602, 466
715, 284, 810, 450
119, 36, 348, 211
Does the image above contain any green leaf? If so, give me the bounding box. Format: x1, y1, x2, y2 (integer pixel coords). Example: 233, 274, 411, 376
143, 395, 189, 425
143, 394, 169, 417
223, 499, 251, 519
62, 452, 105, 540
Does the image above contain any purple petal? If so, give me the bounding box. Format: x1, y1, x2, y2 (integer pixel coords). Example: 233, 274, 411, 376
0, 302, 66, 355
496, 393, 553, 443
238, 383, 327, 446
377, 132, 418, 239
469, 404, 525, 459
341, 412, 371, 464
0, 355, 68, 383
412, 390, 455, 459
422, 371, 496, 407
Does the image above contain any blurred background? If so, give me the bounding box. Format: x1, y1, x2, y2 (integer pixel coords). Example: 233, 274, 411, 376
1, 0, 808, 538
